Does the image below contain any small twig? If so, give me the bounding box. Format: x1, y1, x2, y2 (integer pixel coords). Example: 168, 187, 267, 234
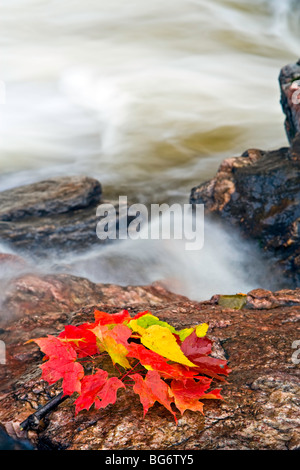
20, 392, 69, 431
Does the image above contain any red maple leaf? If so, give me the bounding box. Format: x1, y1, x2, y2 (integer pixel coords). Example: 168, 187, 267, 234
181, 332, 213, 356
199, 389, 223, 400
74, 369, 125, 414
94, 309, 131, 325
127, 342, 199, 380
33, 335, 84, 396
30, 309, 230, 423
58, 324, 98, 358
181, 331, 231, 380
130, 310, 149, 320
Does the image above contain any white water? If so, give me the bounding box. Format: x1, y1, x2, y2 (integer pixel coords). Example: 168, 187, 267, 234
0, 0, 299, 299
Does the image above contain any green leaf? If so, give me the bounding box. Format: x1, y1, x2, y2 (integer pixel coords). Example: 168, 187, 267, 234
218, 294, 247, 310
129, 313, 177, 335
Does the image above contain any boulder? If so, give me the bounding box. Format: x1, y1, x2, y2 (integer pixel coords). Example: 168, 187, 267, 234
279, 59, 300, 144
190, 60, 300, 286
0, 273, 299, 450
190, 146, 300, 285
0, 176, 129, 256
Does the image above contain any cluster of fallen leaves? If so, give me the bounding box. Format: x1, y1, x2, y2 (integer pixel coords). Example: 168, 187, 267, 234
30, 310, 231, 422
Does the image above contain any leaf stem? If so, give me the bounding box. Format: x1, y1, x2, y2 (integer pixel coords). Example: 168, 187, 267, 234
20, 392, 69, 431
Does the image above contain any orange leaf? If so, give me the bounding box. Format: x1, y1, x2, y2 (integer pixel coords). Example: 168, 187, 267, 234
94, 309, 131, 325
129, 370, 177, 422
127, 343, 199, 380
171, 378, 212, 415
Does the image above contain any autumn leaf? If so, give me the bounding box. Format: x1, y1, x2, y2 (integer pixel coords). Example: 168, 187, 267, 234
129, 370, 177, 422
177, 328, 194, 342
58, 324, 98, 358
130, 310, 150, 320
127, 343, 200, 380
171, 378, 213, 415
190, 356, 231, 381
180, 331, 230, 380
91, 324, 132, 369
181, 332, 213, 357
140, 325, 196, 367
75, 369, 125, 414
129, 313, 177, 336
94, 309, 131, 325
218, 294, 247, 310
177, 323, 209, 342
195, 323, 209, 338
30, 308, 230, 422
199, 389, 223, 400
32, 335, 84, 396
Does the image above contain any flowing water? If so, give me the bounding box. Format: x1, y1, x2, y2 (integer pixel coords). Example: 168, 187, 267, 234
0, 0, 299, 300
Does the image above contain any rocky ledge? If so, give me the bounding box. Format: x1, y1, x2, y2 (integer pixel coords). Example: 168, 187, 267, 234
0, 176, 130, 257
0, 273, 299, 450
190, 60, 300, 286
280, 59, 300, 144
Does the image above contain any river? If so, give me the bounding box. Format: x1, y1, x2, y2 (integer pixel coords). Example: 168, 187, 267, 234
0, 0, 299, 300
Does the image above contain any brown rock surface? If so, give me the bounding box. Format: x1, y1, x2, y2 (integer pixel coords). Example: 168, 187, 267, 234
0, 176, 131, 256
0, 176, 102, 222
0, 273, 299, 450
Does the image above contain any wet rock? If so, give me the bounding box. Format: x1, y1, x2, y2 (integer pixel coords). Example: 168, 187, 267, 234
190, 145, 300, 285
246, 288, 300, 310
279, 59, 300, 144
0, 426, 34, 450
190, 60, 300, 286
0, 253, 28, 282
0, 273, 299, 450
0, 272, 188, 390
0, 272, 183, 322
0, 176, 130, 256
0, 253, 27, 268
0, 176, 102, 221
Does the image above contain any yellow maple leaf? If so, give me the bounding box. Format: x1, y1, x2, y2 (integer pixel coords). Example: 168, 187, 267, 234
128, 319, 147, 336
195, 323, 209, 338
92, 324, 131, 369
140, 325, 196, 367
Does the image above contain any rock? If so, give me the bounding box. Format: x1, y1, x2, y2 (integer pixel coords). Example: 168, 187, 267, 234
0, 254, 27, 268
0, 272, 184, 325
0, 273, 299, 450
0, 176, 130, 256
0, 272, 187, 390
0, 176, 102, 221
279, 59, 300, 144
246, 288, 300, 310
0, 426, 34, 450
190, 60, 300, 285
190, 146, 300, 285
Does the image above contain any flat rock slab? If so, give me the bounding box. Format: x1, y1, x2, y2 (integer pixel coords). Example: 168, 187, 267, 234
0, 273, 299, 450
0, 176, 129, 256
0, 176, 102, 221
